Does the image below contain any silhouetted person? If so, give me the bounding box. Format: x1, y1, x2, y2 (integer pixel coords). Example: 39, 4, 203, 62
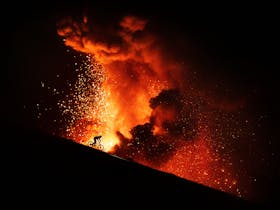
93, 135, 102, 144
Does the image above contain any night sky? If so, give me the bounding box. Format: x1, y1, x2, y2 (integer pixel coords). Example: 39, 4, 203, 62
4, 1, 279, 207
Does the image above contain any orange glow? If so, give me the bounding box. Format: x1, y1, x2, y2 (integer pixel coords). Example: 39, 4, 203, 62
57, 16, 172, 151
151, 105, 176, 135
56, 15, 243, 197
159, 129, 240, 195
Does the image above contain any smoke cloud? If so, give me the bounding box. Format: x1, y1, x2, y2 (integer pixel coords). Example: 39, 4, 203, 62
113, 89, 198, 166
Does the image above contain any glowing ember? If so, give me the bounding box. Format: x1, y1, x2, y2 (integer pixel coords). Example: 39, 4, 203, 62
41, 14, 252, 198
159, 129, 241, 196
53, 53, 119, 152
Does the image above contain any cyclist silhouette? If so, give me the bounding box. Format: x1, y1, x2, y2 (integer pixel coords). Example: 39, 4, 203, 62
93, 135, 102, 144
87, 135, 103, 150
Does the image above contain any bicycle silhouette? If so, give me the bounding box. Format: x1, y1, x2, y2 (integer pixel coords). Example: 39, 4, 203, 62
87, 135, 104, 151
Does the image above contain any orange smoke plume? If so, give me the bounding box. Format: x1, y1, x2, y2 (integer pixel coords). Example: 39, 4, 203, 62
57, 15, 183, 149
56, 14, 245, 197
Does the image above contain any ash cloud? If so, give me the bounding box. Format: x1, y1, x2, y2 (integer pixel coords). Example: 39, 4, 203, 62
113, 89, 198, 166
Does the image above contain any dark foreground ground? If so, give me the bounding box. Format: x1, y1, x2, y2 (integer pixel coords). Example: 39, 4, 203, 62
1, 122, 265, 209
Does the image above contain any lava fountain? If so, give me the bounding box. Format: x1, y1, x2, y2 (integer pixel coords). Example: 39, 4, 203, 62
55, 15, 247, 197
57, 16, 178, 151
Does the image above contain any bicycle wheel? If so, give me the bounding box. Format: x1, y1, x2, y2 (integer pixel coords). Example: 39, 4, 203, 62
99, 144, 104, 151
87, 141, 94, 147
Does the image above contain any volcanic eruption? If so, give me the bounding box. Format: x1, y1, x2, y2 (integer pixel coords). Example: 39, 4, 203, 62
47, 14, 253, 197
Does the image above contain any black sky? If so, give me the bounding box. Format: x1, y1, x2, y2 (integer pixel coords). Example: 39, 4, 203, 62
3, 1, 279, 207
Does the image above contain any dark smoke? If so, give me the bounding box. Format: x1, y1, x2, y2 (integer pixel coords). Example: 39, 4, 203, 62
150, 89, 197, 138
149, 89, 183, 109
113, 89, 198, 166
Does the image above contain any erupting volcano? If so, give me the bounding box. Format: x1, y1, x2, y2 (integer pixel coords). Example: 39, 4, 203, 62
44, 14, 255, 198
